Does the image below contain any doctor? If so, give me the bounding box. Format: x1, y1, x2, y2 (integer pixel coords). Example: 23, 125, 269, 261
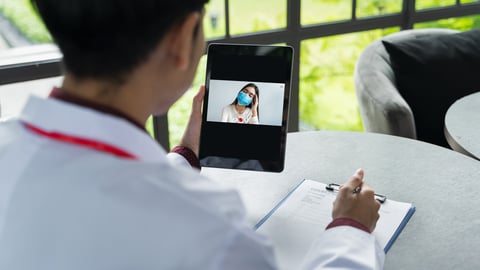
0, 0, 384, 269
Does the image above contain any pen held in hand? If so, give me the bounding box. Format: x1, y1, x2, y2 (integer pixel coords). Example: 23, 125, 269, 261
326, 183, 387, 203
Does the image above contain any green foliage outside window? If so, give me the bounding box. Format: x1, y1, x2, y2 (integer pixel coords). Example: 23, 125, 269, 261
301, 0, 351, 25
0, 0, 51, 43
416, 0, 456, 9
299, 28, 398, 132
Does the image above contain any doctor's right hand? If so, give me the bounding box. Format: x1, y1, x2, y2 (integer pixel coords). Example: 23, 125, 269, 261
331, 168, 381, 233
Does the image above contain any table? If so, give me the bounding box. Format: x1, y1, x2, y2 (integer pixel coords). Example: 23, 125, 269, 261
444, 91, 480, 160
201, 131, 480, 270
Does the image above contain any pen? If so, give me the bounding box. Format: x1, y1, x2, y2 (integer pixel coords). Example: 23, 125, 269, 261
325, 183, 387, 203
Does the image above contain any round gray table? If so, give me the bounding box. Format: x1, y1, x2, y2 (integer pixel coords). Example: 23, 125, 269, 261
201, 131, 480, 270
444, 91, 480, 160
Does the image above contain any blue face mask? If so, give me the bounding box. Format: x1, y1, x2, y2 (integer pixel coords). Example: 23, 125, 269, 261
237, 91, 252, 106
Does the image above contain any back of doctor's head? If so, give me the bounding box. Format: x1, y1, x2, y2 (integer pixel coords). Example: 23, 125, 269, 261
30, 0, 208, 84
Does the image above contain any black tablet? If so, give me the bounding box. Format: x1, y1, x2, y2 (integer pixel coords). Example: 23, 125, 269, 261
199, 43, 293, 172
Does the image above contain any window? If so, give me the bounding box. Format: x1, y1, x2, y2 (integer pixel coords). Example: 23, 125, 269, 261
229, 0, 286, 35
299, 28, 399, 131
416, 0, 456, 10
357, 0, 402, 18
301, 0, 351, 25
0, 0, 51, 48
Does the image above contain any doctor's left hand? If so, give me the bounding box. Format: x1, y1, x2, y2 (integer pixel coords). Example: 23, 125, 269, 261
178, 85, 205, 157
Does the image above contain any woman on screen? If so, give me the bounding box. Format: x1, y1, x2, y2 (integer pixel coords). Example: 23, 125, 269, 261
221, 83, 259, 124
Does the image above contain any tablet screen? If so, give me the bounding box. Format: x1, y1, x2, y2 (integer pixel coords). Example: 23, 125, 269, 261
199, 43, 293, 172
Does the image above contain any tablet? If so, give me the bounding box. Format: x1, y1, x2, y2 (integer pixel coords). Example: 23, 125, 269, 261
199, 43, 293, 172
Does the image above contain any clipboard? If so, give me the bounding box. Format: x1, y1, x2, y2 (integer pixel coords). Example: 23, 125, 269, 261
255, 179, 415, 268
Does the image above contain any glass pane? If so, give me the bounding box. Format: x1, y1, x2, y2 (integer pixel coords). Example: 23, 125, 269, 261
414, 15, 480, 30
229, 0, 286, 35
416, 0, 456, 10
299, 28, 398, 132
356, 0, 402, 18
0, 0, 51, 51
145, 116, 154, 138
204, 0, 226, 39
301, 0, 351, 25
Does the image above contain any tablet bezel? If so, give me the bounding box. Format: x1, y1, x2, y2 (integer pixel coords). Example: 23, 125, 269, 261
199, 43, 293, 172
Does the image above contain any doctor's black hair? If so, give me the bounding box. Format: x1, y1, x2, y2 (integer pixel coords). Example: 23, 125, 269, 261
30, 0, 208, 84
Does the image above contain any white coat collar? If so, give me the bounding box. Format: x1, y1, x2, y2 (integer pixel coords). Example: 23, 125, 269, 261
19, 95, 166, 162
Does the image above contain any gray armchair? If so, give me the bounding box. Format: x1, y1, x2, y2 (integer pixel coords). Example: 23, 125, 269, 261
353, 28, 460, 146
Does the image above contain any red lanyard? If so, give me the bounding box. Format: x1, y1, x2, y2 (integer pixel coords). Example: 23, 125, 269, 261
23, 122, 137, 160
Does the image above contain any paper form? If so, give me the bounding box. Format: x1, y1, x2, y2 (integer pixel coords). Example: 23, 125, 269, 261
256, 179, 415, 270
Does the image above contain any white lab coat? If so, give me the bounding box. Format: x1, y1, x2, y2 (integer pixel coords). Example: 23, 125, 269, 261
0, 95, 384, 269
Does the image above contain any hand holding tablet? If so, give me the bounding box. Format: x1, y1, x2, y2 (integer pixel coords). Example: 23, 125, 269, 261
199, 43, 293, 172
